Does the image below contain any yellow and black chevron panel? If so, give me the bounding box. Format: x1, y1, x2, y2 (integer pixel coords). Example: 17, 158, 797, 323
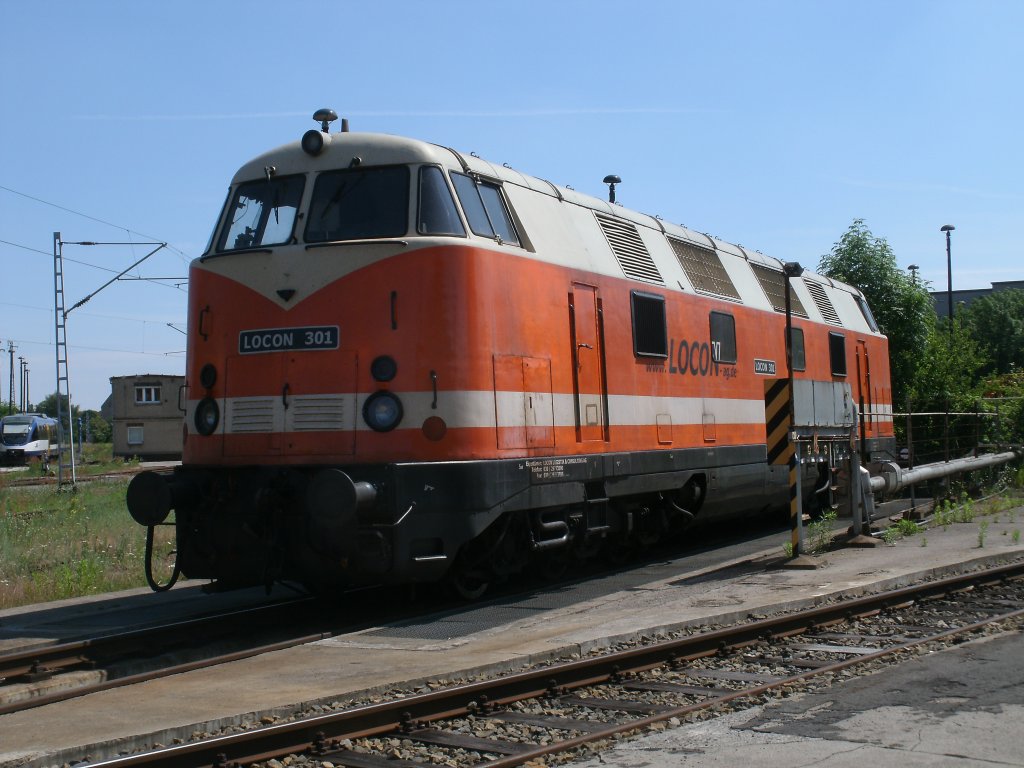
764, 378, 793, 466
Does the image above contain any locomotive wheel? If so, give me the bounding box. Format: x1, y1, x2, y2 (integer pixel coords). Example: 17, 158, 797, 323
450, 567, 490, 600
534, 550, 570, 582
603, 536, 636, 566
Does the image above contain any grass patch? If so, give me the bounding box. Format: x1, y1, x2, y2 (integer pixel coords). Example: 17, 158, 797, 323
68, 443, 142, 477
882, 517, 925, 545
0, 477, 173, 609
806, 510, 838, 554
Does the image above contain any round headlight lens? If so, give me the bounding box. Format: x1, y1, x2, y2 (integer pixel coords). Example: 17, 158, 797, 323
301, 129, 330, 156
194, 397, 220, 436
362, 391, 403, 432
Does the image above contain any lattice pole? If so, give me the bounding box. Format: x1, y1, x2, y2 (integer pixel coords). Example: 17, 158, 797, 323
53, 232, 77, 488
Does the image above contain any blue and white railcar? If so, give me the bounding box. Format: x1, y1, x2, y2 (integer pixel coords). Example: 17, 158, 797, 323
0, 414, 58, 465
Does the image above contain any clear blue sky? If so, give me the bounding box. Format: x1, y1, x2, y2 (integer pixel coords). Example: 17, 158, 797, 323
2, 0, 1021, 410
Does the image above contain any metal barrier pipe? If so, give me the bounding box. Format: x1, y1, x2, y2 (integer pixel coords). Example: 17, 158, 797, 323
871, 450, 1022, 495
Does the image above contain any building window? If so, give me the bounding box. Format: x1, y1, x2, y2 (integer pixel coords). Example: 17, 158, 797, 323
135, 385, 161, 404
127, 425, 144, 445
709, 311, 737, 364
631, 291, 668, 358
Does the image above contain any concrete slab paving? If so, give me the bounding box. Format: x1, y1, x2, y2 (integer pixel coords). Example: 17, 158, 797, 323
1, 513, 1023, 768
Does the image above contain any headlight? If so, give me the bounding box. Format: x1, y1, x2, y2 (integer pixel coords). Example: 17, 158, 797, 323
362, 391, 403, 432
370, 355, 397, 382
199, 363, 217, 389
194, 397, 220, 436
301, 129, 331, 156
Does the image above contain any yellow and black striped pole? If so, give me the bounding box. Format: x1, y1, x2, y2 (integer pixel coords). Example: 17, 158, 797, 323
765, 378, 800, 555
782, 261, 804, 557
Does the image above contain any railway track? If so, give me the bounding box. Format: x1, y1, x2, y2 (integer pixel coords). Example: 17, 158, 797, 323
0, 597, 321, 716
0, 515, 790, 721
77, 561, 1024, 768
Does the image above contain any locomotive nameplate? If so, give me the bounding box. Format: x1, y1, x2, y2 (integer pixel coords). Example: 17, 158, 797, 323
754, 359, 777, 375
238, 326, 339, 354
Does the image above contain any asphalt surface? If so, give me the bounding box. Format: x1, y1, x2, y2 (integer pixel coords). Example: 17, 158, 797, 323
572, 630, 1024, 767
1, 508, 1023, 768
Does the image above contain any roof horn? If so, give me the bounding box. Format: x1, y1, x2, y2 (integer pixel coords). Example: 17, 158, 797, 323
603, 174, 621, 204
313, 108, 338, 133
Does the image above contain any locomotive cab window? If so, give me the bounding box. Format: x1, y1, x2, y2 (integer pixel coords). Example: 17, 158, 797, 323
709, 311, 737, 364
418, 166, 466, 236
305, 166, 409, 242
788, 327, 806, 371
451, 173, 520, 246
829, 332, 847, 376
631, 291, 668, 358
219, 174, 305, 251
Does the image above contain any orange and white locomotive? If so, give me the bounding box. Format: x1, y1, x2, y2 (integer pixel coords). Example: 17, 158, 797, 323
128, 110, 894, 595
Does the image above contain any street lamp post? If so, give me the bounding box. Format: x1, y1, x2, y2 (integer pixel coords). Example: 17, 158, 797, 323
940, 224, 955, 335
908, 264, 919, 284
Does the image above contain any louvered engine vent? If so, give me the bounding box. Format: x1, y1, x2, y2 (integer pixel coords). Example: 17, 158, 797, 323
669, 238, 740, 300
750, 263, 808, 317
595, 213, 664, 285
804, 279, 843, 326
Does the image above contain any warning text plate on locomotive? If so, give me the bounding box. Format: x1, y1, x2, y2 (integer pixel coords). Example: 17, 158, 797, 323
239, 326, 339, 354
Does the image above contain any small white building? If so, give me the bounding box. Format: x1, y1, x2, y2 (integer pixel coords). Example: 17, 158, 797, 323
108, 374, 185, 459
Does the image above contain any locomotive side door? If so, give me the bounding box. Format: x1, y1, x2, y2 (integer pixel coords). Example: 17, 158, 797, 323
570, 283, 608, 442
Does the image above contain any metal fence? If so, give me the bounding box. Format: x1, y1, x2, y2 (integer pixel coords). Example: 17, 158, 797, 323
892, 396, 1024, 470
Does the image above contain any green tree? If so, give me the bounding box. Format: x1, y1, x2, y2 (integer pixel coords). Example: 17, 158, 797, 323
964, 289, 1024, 376
34, 391, 81, 428
818, 219, 933, 407
911, 320, 988, 410
975, 370, 1024, 445
84, 410, 113, 443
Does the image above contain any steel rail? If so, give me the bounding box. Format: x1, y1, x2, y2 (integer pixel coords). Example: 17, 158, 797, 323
78, 560, 1024, 768
482, 604, 1024, 768
0, 597, 315, 715
0, 632, 330, 718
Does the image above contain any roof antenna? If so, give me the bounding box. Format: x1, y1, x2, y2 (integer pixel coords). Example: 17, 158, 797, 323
313, 108, 338, 133
603, 174, 621, 204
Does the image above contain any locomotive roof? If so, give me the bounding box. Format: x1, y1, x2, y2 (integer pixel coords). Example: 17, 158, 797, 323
234, 130, 865, 303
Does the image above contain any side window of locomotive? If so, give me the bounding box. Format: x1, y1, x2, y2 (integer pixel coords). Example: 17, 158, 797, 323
829, 332, 847, 376
631, 291, 668, 358
205, 189, 231, 255
418, 166, 466, 236
219, 175, 304, 251
305, 166, 409, 242
789, 327, 806, 371
855, 295, 880, 332
451, 173, 521, 246
709, 311, 737, 364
